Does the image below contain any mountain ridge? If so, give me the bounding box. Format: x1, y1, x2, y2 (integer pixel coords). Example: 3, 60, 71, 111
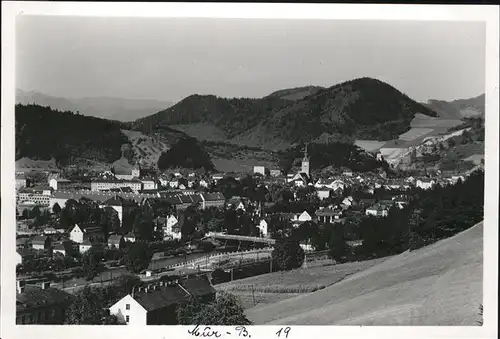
134, 77, 438, 150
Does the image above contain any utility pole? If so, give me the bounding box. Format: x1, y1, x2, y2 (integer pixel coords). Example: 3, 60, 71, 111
251, 284, 256, 306
270, 259, 272, 273
230, 268, 234, 281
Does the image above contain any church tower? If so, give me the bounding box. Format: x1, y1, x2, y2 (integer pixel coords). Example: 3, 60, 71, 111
131, 161, 141, 179
301, 143, 310, 177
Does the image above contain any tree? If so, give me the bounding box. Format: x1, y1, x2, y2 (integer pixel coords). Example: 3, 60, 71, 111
124, 242, 152, 274
177, 292, 252, 325
82, 249, 102, 280
327, 224, 348, 262
52, 203, 62, 215
65, 286, 106, 324
271, 238, 305, 271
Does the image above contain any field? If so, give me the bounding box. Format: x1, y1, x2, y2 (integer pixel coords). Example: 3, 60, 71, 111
247, 222, 483, 325
355, 115, 464, 153
398, 128, 435, 141
354, 140, 386, 152
120, 129, 168, 167
216, 258, 388, 309
463, 154, 484, 165
15, 157, 58, 172
172, 123, 228, 142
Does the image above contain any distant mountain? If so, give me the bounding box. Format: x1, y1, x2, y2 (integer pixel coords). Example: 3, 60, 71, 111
134, 77, 437, 150
423, 94, 485, 119
16, 89, 174, 122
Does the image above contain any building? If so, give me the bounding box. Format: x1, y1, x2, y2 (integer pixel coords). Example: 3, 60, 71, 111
16, 280, 74, 324
124, 233, 136, 243
108, 277, 216, 325
53, 243, 67, 256
69, 223, 104, 244
416, 178, 436, 190
48, 178, 73, 191
200, 192, 225, 209
316, 189, 331, 200
161, 215, 182, 240
101, 195, 136, 226
315, 207, 343, 223
17, 188, 51, 206
290, 211, 312, 227
253, 166, 267, 176
79, 240, 92, 253
91, 179, 143, 193
365, 204, 390, 217
16, 174, 30, 190
258, 219, 268, 237
108, 234, 124, 249
114, 163, 141, 181
141, 178, 158, 190
31, 235, 51, 250
269, 169, 281, 177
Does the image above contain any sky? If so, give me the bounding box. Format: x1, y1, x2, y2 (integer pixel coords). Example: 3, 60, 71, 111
16, 16, 486, 103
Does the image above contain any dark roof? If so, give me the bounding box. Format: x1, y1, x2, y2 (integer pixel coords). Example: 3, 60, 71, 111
315, 209, 342, 216
109, 187, 134, 193
178, 277, 216, 298
31, 235, 48, 244
134, 278, 215, 311
74, 223, 100, 233
16, 285, 74, 312
134, 285, 189, 311
201, 192, 225, 201
108, 234, 123, 243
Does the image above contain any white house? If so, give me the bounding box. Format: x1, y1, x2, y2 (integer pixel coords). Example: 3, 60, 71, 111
169, 180, 179, 189
316, 189, 331, 200
365, 204, 389, 217
253, 166, 267, 176
79, 240, 92, 253
290, 211, 312, 227
53, 244, 67, 256
141, 179, 158, 190
124, 233, 136, 243
69, 224, 103, 244
48, 178, 72, 191
163, 215, 181, 240
15, 251, 22, 266
108, 294, 147, 326
416, 179, 435, 190
199, 179, 209, 188
341, 196, 354, 207
258, 219, 268, 237
328, 179, 345, 191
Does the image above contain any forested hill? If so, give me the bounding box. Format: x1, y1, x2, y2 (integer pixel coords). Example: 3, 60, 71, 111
15, 104, 130, 164
133, 77, 437, 150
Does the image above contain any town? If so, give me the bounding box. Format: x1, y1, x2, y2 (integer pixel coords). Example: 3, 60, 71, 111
15, 143, 484, 325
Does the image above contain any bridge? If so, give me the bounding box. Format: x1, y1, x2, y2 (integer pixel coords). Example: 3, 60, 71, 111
205, 232, 276, 245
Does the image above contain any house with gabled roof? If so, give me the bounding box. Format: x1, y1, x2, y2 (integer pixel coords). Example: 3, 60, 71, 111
108, 234, 125, 249
365, 203, 390, 217
32, 235, 51, 250
69, 223, 104, 244
108, 277, 215, 325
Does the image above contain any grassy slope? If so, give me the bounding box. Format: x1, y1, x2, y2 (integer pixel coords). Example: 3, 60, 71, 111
247, 222, 483, 325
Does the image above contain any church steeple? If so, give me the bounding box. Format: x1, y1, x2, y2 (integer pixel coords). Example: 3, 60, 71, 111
301, 143, 310, 177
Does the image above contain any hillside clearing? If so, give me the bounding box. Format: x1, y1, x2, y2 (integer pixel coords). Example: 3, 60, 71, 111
247, 222, 483, 325
354, 140, 386, 152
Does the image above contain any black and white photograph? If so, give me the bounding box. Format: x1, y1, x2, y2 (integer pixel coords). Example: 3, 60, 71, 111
1, 2, 498, 339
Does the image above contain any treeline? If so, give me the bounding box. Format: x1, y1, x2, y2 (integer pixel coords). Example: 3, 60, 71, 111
354, 169, 484, 259
157, 137, 215, 172
15, 104, 129, 164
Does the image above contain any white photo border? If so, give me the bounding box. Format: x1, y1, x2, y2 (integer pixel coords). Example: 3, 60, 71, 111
1, 2, 498, 339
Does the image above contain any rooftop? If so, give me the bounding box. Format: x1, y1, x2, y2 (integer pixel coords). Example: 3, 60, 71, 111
16, 285, 74, 312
